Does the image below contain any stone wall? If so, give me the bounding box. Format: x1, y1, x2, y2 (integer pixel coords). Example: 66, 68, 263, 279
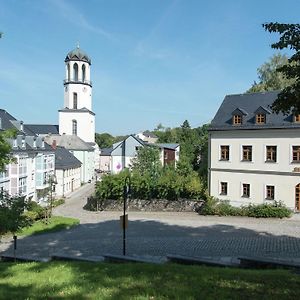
85, 197, 204, 212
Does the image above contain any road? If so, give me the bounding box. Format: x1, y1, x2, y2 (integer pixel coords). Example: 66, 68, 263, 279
1, 182, 300, 261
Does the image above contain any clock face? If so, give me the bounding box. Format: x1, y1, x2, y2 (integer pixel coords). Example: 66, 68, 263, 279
83, 87, 87, 93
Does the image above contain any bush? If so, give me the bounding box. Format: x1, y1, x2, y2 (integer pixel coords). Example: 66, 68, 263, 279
27, 201, 46, 220
198, 198, 292, 218
52, 199, 65, 208
245, 201, 292, 218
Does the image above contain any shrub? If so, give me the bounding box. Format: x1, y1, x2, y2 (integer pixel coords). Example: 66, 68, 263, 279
245, 201, 292, 218
52, 199, 65, 208
198, 198, 292, 218
27, 201, 46, 220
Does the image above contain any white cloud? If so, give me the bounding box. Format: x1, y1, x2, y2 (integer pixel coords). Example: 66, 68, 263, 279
48, 0, 115, 41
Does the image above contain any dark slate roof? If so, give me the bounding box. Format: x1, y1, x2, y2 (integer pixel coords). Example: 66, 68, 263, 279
143, 130, 158, 138
44, 134, 94, 151
155, 143, 180, 150
54, 146, 82, 170
210, 91, 300, 131
65, 46, 91, 64
100, 147, 113, 156
26, 124, 59, 135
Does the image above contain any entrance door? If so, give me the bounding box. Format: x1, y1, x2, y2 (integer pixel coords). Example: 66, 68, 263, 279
295, 184, 300, 211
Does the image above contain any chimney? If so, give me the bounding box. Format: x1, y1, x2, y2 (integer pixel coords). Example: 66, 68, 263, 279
52, 139, 57, 150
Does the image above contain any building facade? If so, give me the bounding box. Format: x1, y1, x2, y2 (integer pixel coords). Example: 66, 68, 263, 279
209, 91, 300, 211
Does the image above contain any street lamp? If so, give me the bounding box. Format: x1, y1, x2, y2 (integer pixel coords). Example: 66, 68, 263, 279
48, 174, 57, 216
122, 174, 130, 255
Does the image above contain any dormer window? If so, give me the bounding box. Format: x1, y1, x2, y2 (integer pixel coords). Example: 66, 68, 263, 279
256, 114, 266, 124
294, 114, 300, 123
233, 115, 242, 125
231, 108, 247, 125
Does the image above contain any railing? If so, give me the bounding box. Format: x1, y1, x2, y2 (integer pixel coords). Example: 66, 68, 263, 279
64, 78, 92, 85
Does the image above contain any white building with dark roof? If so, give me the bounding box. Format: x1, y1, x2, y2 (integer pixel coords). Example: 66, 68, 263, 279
209, 91, 300, 211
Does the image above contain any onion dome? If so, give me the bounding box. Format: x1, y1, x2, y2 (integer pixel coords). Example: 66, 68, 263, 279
65, 46, 91, 64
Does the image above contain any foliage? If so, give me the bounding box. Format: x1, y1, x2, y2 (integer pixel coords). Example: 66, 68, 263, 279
130, 146, 161, 178
198, 197, 292, 218
94, 168, 205, 203
246, 201, 291, 218
0, 262, 300, 299
0, 193, 32, 236
52, 198, 65, 208
18, 216, 79, 236
247, 53, 294, 93
95, 170, 130, 200
263, 23, 300, 114
26, 201, 46, 220
95, 132, 115, 148
0, 129, 16, 172
153, 121, 210, 180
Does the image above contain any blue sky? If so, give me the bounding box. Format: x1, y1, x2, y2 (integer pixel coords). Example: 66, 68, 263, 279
0, 0, 299, 135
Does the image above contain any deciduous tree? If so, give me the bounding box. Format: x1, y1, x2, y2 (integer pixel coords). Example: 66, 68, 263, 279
263, 23, 300, 114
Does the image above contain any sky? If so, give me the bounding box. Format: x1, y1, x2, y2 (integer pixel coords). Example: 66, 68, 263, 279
0, 0, 299, 135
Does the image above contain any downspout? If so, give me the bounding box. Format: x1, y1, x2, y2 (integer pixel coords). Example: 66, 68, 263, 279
208, 132, 212, 195
122, 140, 126, 170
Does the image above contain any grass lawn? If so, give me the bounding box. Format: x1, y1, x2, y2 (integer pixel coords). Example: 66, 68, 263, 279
17, 216, 80, 236
0, 261, 299, 299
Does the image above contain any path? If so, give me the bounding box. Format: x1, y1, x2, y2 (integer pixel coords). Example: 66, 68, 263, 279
1, 184, 300, 261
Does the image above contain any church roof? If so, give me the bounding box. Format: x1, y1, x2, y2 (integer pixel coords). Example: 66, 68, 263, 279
65, 46, 91, 64
44, 134, 94, 151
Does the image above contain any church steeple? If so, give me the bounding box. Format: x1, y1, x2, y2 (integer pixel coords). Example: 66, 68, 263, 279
58, 46, 95, 143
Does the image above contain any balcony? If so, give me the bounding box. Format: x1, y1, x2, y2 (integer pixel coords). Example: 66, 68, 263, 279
64, 78, 92, 86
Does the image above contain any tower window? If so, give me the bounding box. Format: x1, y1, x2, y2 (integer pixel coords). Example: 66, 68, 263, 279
73, 63, 78, 81
73, 93, 78, 109
72, 120, 77, 135
82, 64, 86, 82
67, 63, 70, 81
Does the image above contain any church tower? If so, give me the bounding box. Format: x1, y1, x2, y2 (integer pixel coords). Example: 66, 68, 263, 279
58, 46, 95, 143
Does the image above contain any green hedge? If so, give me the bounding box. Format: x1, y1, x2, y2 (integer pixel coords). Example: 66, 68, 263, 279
198, 197, 292, 218
95, 169, 205, 201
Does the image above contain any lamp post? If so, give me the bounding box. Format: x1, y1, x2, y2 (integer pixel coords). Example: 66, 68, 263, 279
122, 174, 130, 255
48, 174, 57, 217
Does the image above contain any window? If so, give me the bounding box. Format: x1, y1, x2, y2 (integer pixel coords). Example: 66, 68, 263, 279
293, 146, 300, 162
220, 146, 230, 161
82, 64, 86, 82
256, 114, 266, 124
67, 63, 70, 81
242, 146, 252, 161
295, 115, 300, 123
233, 115, 242, 125
220, 182, 228, 195
73, 63, 78, 81
266, 146, 277, 162
266, 185, 275, 200
242, 184, 250, 198
72, 120, 77, 135
73, 93, 78, 109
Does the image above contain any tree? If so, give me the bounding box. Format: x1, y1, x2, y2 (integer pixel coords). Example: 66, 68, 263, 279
263, 23, 300, 114
0, 193, 31, 237
131, 146, 161, 178
247, 53, 294, 93
95, 133, 115, 149
0, 129, 16, 172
